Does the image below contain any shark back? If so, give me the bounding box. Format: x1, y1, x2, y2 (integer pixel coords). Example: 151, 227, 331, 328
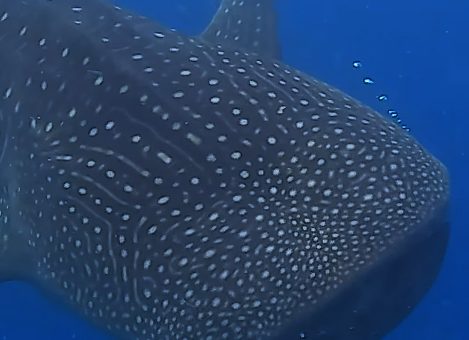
0, 0, 450, 339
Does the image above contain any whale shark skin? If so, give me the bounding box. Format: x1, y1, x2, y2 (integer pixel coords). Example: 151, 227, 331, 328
0, 0, 450, 339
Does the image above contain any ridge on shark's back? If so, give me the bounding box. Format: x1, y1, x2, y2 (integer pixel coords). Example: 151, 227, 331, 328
0, 0, 450, 339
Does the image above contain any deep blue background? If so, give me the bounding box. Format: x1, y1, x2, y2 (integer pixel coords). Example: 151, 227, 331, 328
0, 0, 466, 339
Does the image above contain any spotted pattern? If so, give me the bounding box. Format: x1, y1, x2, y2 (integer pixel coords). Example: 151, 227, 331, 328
0, 1, 449, 340
201, 0, 280, 58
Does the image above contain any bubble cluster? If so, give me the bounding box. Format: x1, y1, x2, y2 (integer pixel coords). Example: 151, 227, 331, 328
352, 60, 409, 131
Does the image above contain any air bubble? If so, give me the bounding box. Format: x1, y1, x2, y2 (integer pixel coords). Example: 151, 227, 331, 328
352, 60, 409, 131
388, 109, 398, 118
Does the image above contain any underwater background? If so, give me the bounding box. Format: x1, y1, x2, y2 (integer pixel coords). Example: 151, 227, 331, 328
0, 0, 466, 339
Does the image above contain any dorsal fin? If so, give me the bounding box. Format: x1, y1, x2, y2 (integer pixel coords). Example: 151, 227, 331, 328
200, 0, 281, 59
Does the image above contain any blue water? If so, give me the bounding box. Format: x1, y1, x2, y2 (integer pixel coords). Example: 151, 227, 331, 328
0, 0, 467, 339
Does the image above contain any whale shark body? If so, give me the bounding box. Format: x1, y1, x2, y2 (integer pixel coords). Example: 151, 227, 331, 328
0, 0, 450, 339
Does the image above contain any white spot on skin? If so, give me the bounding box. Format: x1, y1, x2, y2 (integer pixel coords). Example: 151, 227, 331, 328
186, 133, 202, 145
132, 53, 143, 60
157, 152, 172, 164
210, 96, 221, 104
267, 137, 277, 145
94, 76, 104, 86
173, 91, 184, 99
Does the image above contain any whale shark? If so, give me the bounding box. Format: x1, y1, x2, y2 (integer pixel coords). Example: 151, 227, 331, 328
0, 0, 450, 339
